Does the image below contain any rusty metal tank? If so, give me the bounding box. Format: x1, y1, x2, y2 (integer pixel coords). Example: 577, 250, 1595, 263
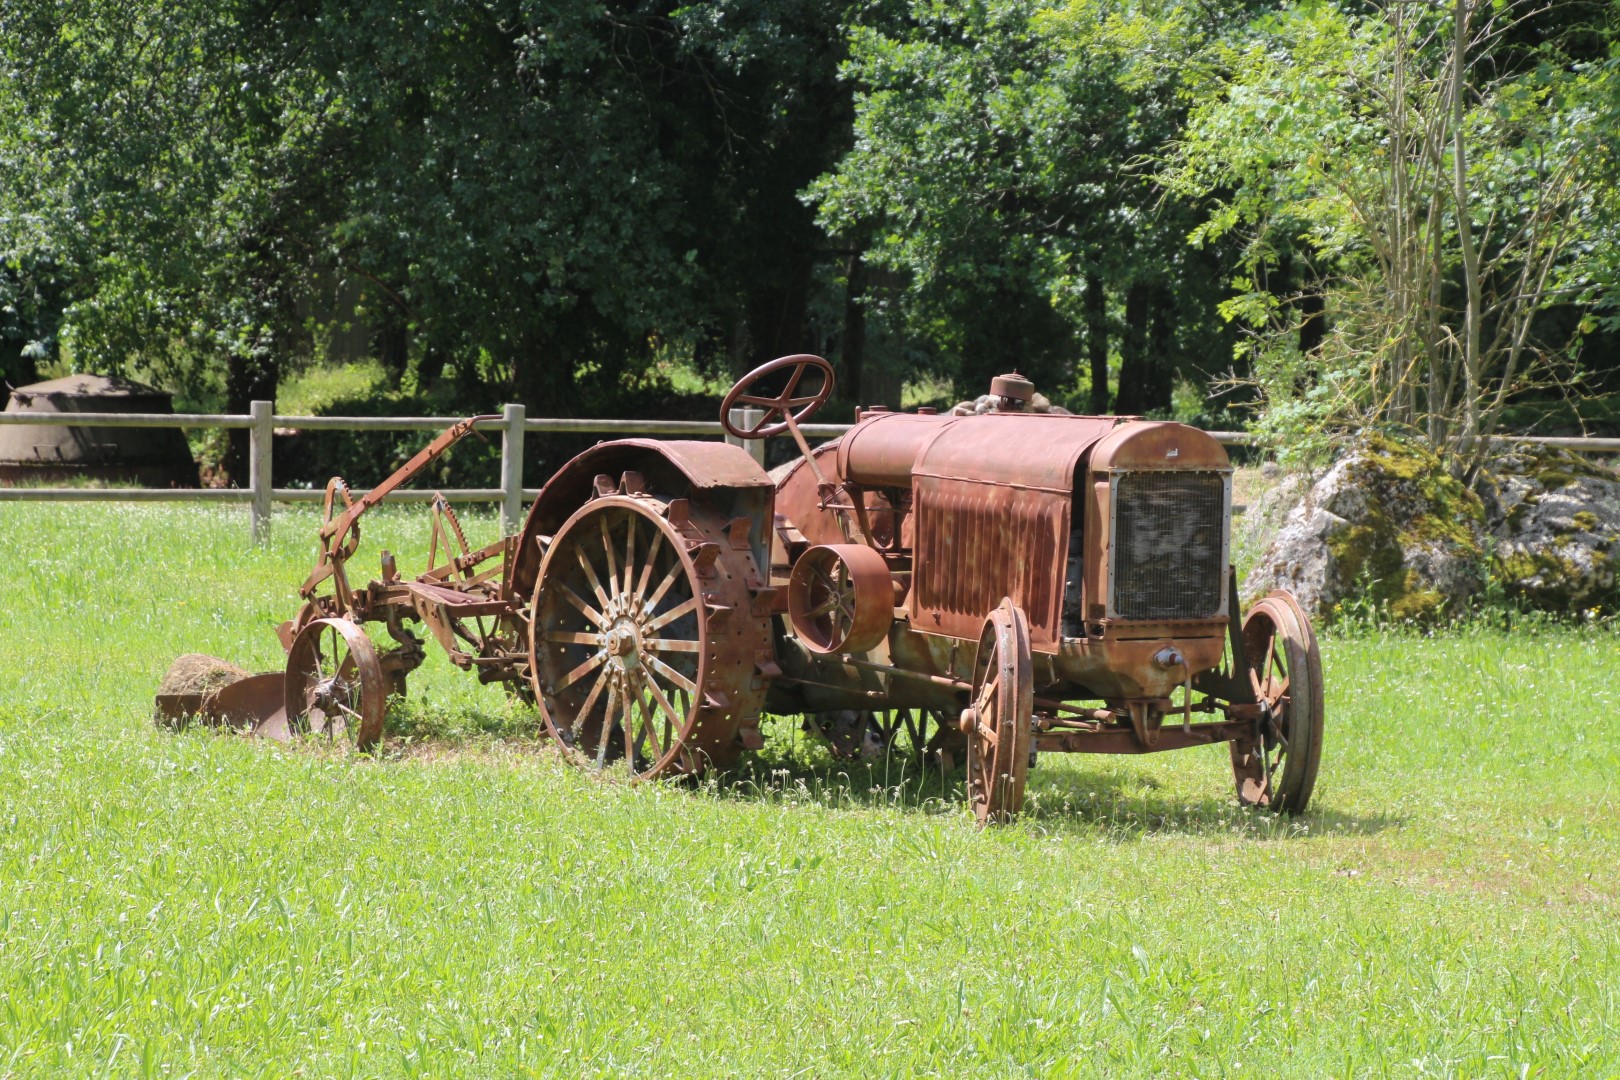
0, 374, 198, 486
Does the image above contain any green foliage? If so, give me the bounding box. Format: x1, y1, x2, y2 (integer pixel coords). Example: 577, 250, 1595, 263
0, 0, 872, 426
810, 0, 1246, 410
1161, 1, 1620, 463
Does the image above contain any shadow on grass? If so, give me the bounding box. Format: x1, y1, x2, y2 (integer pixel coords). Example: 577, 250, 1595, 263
711, 741, 1398, 841
375, 703, 1398, 839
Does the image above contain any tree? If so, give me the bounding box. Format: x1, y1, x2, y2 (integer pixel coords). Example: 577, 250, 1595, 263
0, 0, 878, 475
1162, 0, 1615, 474
809, 0, 1246, 412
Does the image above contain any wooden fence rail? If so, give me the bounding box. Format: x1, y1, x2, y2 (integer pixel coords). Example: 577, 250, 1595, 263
2, 402, 1617, 543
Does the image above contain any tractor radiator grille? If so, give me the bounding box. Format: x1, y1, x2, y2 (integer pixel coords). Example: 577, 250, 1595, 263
1110, 471, 1226, 620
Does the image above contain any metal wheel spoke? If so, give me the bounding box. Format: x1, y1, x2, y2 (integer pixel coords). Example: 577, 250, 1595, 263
635, 531, 664, 599
557, 650, 607, 692
558, 583, 608, 628
600, 517, 621, 599
645, 562, 685, 612
783, 363, 806, 399
806, 594, 842, 618
620, 688, 637, 769
645, 653, 697, 694
647, 637, 701, 653
633, 676, 672, 761
645, 595, 699, 633
571, 665, 613, 738
576, 547, 612, 608
623, 516, 638, 598
544, 630, 600, 647
595, 682, 620, 768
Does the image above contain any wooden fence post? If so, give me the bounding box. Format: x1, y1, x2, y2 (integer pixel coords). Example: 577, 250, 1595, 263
501, 403, 526, 535
725, 407, 767, 467
249, 399, 273, 545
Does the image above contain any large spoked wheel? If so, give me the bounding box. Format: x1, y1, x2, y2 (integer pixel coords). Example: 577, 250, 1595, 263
529, 493, 769, 779
720, 354, 834, 439
1230, 591, 1324, 813
284, 617, 387, 751
962, 598, 1034, 826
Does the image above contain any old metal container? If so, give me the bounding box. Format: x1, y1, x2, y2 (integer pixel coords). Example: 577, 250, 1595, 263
0, 374, 198, 486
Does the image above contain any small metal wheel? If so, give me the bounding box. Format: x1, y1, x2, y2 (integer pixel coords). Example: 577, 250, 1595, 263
529, 493, 770, 779
719, 354, 835, 439
962, 598, 1034, 826
1230, 591, 1324, 813
284, 617, 387, 751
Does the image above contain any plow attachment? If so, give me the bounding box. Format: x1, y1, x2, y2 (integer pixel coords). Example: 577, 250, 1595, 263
153, 655, 291, 740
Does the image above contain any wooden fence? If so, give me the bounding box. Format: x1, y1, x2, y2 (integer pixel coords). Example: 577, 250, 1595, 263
2, 402, 1617, 543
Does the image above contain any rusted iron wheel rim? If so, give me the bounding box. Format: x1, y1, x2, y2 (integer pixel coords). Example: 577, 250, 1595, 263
530, 494, 757, 780
284, 617, 387, 752
1231, 591, 1324, 814
964, 598, 1034, 827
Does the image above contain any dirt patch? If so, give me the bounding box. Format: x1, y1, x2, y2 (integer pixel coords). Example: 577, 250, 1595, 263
156, 653, 252, 698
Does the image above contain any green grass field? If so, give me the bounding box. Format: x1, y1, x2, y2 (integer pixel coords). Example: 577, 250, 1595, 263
1, 503, 1617, 1077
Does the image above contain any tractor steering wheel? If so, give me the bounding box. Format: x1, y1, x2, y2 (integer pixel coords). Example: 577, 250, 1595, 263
720, 354, 835, 440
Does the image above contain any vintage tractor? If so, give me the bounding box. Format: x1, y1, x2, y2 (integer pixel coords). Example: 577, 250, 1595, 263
158, 355, 1323, 825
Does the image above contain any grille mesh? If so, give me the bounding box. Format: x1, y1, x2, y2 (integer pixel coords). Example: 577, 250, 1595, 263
1111, 471, 1225, 620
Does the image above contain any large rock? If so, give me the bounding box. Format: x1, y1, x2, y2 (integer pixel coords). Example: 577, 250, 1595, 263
1243, 436, 1487, 621
1477, 448, 1620, 612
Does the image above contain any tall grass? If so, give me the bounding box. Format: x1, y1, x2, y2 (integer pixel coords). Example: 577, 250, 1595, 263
1, 503, 1616, 1077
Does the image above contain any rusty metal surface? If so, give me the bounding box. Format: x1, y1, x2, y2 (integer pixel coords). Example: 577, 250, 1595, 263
837, 411, 956, 488
284, 617, 387, 750
787, 543, 893, 654
914, 412, 1118, 492
151, 365, 1324, 823
1230, 591, 1324, 813
905, 413, 1118, 650
720, 355, 835, 439
528, 490, 774, 777
512, 439, 775, 603
964, 599, 1033, 826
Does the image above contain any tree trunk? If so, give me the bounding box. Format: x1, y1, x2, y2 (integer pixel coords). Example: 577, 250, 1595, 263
841, 251, 868, 405
1085, 273, 1109, 414
1297, 288, 1325, 356
223, 345, 279, 485
1144, 284, 1176, 414
1113, 281, 1151, 415
374, 302, 410, 388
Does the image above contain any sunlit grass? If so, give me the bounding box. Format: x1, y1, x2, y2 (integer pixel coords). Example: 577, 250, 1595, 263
1, 503, 1617, 1077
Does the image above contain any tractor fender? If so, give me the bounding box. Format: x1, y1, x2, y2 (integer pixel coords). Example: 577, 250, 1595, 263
511, 439, 774, 603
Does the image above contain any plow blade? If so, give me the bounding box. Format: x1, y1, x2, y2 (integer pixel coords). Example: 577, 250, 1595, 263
153, 656, 290, 740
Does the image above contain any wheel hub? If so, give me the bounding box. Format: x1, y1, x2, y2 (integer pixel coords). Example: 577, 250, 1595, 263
603, 614, 644, 671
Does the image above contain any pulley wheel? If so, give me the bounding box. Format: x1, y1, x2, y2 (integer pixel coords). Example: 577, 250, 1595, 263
787, 543, 893, 655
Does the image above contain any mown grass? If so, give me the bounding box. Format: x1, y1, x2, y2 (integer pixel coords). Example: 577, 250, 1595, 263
1, 503, 1617, 1077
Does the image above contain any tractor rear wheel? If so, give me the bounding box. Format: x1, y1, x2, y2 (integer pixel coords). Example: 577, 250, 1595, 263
528, 493, 770, 779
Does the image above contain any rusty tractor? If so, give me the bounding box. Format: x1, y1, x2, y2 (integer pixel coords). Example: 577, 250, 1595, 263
158, 355, 1323, 825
